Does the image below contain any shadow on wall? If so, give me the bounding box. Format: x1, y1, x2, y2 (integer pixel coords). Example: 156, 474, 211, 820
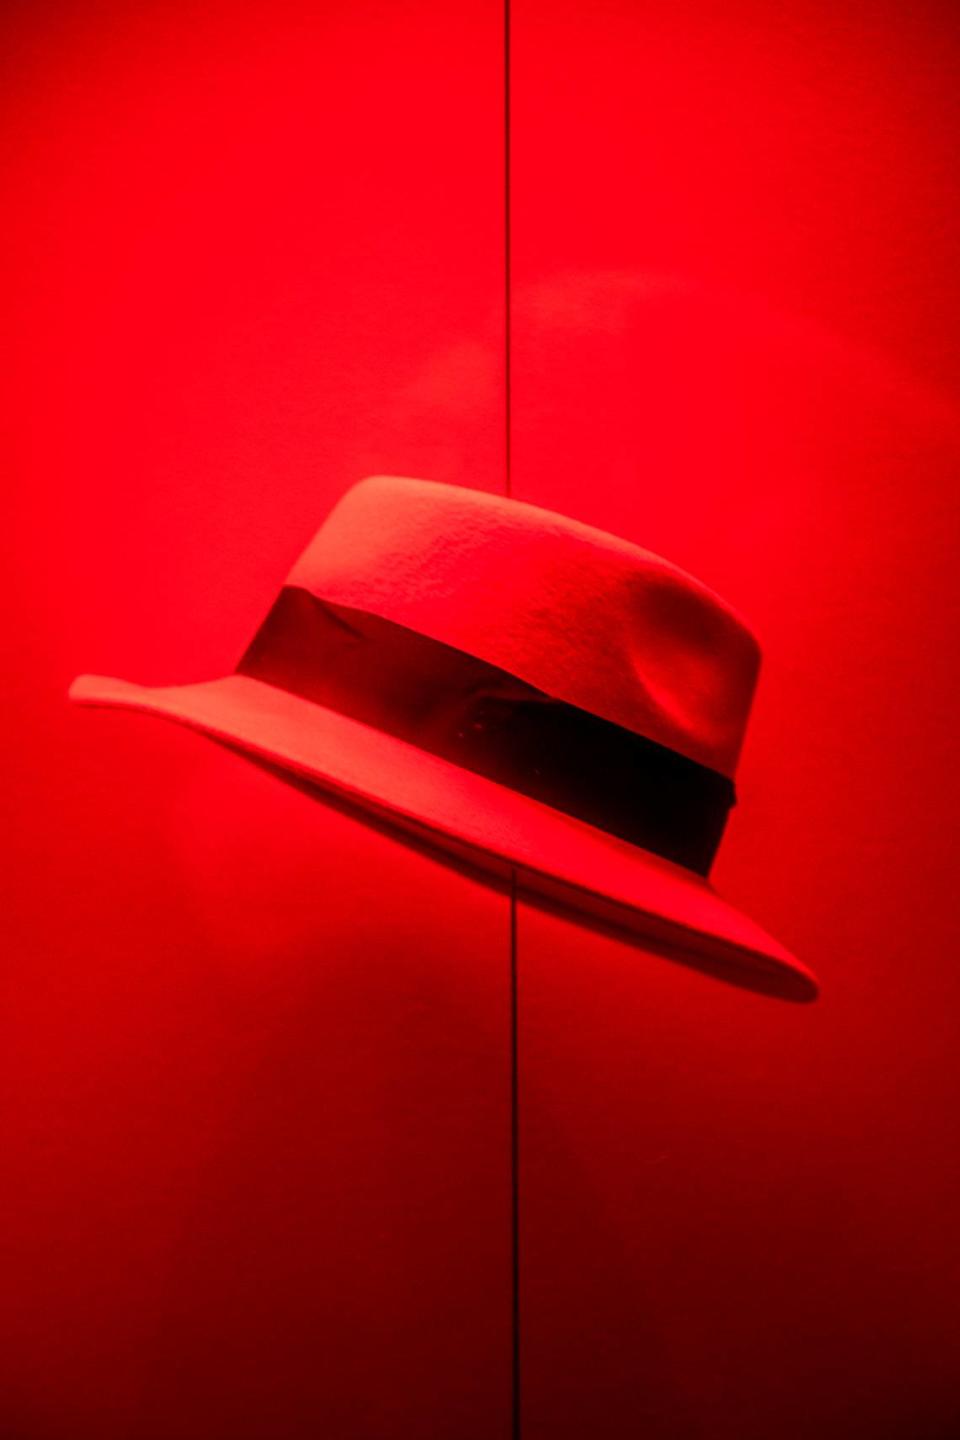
362, 268, 960, 526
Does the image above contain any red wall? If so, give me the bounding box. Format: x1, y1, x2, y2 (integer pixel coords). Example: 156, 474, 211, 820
3, 1, 959, 1436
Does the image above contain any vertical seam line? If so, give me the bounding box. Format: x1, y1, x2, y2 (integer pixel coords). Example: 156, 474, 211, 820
505, 10, 519, 1436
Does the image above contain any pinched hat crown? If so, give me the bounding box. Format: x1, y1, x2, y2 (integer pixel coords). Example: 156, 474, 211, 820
285, 476, 761, 780
70, 474, 816, 998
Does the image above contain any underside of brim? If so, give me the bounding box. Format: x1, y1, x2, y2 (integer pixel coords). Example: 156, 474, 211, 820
68, 672, 818, 1002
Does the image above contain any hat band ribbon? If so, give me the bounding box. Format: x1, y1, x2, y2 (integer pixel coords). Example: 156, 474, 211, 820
237, 586, 736, 876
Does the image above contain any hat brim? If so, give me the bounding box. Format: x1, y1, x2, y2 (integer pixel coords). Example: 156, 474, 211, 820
69, 671, 817, 1002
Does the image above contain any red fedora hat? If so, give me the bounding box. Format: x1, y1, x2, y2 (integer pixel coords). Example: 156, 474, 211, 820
70, 476, 817, 1001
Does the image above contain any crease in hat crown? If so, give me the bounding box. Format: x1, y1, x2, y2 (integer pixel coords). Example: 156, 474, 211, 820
68, 474, 817, 999
284, 476, 761, 779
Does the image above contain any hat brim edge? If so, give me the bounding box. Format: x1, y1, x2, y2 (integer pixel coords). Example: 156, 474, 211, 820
68, 671, 818, 1003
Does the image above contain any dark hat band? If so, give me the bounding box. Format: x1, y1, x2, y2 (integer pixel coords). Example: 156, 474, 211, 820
237, 587, 736, 876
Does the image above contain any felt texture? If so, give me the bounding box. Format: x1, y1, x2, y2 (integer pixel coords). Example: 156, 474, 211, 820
70, 479, 813, 997
287, 477, 761, 778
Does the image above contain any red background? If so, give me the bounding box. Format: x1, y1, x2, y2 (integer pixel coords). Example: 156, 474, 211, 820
3, 1, 959, 1436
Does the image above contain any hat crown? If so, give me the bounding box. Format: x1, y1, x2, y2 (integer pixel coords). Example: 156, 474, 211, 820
283, 477, 760, 778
